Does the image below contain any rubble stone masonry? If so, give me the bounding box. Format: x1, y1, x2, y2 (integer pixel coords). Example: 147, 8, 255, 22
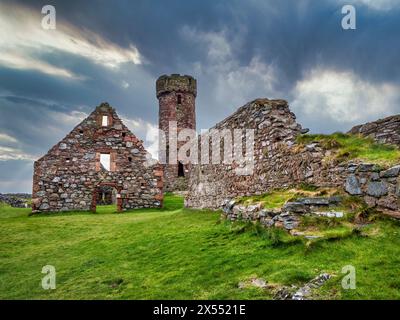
349, 114, 400, 147
156, 74, 196, 191
185, 99, 400, 211
32, 103, 163, 213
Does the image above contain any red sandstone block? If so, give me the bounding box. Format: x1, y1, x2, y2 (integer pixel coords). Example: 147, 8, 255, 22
154, 193, 163, 201
154, 170, 163, 177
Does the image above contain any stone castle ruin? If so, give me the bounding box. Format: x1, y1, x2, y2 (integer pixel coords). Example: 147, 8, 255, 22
32, 103, 163, 213
32, 74, 400, 215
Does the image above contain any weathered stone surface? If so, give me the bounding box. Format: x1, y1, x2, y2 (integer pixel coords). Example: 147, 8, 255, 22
297, 197, 330, 206
380, 165, 400, 178
365, 196, 377, 207
348, 114, 400, 147
377, 196, 399, 210
367, 181, 388, 197
345, 175, 362, 195
314, 211, 344, 218
291, 273, 332, 301
282, 202, 309, 214
358, 164, 375, 172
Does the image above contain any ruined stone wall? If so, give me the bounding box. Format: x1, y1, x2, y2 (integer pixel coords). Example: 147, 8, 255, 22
344, 163, 400, 210
185, 99, 400, 211
185, 99, 338, 209
32, 103, 163, 213
221, 162, 400, 228
157, 74, 196, 191
348, 115, 400, 147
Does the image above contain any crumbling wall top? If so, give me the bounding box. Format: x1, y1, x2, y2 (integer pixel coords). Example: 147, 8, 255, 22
156, 74, 197, 98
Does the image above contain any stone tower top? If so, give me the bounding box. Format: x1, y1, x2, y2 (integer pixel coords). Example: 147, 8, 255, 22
156, 74, 197, 98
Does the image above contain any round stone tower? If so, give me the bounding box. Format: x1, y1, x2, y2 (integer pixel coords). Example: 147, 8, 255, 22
156, 74, 197, 191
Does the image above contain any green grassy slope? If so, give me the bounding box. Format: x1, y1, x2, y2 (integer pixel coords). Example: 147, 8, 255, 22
297, 133, 400, 166
1, 196, 400, 299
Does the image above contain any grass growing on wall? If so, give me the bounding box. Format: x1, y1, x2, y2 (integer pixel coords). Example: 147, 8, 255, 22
1, 194, 400, 300
296, 132, 400, 166
236, 186, 341, 209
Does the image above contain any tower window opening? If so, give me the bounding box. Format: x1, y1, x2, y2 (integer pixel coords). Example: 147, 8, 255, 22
178, 161, 185, 177
177, 95, 182, 104
102, 115, 109, 127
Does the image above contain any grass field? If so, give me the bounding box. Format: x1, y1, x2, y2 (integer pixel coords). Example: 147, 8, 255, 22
1, 194, 400, 300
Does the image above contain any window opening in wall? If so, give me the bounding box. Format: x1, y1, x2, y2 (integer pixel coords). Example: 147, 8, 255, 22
178, 161, 185, 177
177, 95, 182, 104
100, 153, 111, 171
102, 115, 109, 126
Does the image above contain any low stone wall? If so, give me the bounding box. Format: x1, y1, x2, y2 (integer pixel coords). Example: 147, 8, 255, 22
348, 115, 400, 147
222, 196, 344, 232
344, 163, 400, 210
0, 193, 31, 208
221, 162, 400, 230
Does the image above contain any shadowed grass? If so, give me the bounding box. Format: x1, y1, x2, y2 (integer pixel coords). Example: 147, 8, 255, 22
1, 194, 400, 299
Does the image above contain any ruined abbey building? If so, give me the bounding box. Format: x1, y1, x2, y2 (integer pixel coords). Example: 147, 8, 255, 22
156, 74, 196, 192
32, 103, 163, 213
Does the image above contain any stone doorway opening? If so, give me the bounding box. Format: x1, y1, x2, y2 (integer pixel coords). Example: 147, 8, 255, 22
91, 183, 122, 213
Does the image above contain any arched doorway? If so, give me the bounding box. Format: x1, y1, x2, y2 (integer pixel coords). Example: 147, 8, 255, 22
91, 183, 122, 213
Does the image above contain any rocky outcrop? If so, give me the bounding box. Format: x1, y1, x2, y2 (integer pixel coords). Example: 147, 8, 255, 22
348, 115, 400, 147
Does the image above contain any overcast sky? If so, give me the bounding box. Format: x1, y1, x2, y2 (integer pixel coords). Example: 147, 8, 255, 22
0, 0, 399, 193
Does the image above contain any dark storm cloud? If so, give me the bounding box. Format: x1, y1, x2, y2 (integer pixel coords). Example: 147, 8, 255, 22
1, 0, 400, 192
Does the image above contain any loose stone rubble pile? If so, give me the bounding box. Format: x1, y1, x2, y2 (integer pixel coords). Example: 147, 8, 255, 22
238, 273, 332, 300
222, 196, 344, 231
